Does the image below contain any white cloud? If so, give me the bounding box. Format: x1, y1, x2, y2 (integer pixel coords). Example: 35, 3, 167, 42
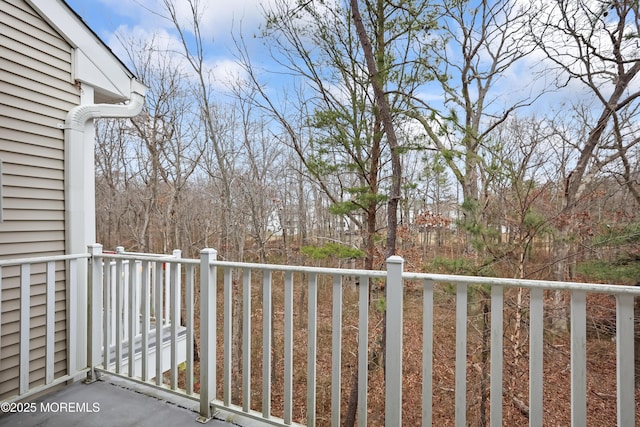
89, 0, 270, 94
107, 25, 182, 58
106, 23, 248, 93
206, 57, 249, 90
95, 0, 281, 43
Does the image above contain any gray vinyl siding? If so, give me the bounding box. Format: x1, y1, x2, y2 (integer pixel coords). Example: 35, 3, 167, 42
0, 0, 80, 399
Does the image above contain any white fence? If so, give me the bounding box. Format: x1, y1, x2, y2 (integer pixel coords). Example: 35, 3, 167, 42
4, 245, 636, 425
102, 247, 186, 379
0, 253, 90, 403
86, 244, 640, 426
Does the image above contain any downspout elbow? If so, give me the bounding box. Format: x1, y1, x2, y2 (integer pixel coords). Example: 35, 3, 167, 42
65, 81, 146, 130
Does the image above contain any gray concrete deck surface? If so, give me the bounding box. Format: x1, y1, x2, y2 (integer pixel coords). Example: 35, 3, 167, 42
0, 375, 238, 427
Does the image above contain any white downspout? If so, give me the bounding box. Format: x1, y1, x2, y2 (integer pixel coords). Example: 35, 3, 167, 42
64, 79, 146, 373
64, 80, 145, 254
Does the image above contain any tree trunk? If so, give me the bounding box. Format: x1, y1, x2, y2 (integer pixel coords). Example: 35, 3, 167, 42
346, 2, 403, 425
479, 296, 490, 427
551, 227, 570, 332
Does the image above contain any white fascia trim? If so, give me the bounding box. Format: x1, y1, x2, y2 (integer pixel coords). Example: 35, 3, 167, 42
28, 0, 133, 100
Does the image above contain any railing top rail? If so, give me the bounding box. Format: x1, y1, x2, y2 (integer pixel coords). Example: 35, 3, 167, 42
208, 259, 389, 278
403, 271, 640, 295
0, 253, 90, 267
99, 249, 639, 294
101, 252, 196, 264
114, 250, 177, 258
101, 251, 389, 278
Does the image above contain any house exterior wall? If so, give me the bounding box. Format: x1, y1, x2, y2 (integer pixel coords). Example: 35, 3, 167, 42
0, 0, 79, 399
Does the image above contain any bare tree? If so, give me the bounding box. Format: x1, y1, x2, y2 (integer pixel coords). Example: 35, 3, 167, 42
232, 84, 286, 262
161, 0, 243, 260
94, 33, 202, 255
531, 0, 640, 280
95, 119, 132, 249
409, 0, 538, 254
485, 115, 556, 278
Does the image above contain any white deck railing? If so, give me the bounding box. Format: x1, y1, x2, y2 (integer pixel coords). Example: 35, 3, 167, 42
101, 247, 186, 378
2, 246, 638, 425
0, 253, 90, 403
84, 244, 640, 427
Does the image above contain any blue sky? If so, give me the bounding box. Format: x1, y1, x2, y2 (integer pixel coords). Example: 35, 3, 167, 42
62, 0, 602, 117
65, 0, 269, 43
65, 0, 272, 86
65, 0, 133, 37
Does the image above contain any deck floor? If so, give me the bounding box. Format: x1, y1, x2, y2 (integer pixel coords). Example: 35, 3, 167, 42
0, 375, 237, 427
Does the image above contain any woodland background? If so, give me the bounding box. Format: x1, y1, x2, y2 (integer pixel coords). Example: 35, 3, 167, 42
92, 0, 639, 425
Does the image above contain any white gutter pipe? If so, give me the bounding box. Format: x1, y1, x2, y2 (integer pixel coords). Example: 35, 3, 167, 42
65, 89, 146, 129
64, 79, 146, 373
64, 80, 146, 255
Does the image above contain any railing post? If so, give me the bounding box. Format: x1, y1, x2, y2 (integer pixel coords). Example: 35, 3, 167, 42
198, 248, 217, 422
455, 282, 467, 427
529, 288, 544, 427
616, 294, 635, 427
173, 249, 182, 324
386, 255, 404, 427
86, 244, 103, 382
170, 249, 182, 389
570, 290, 587, 427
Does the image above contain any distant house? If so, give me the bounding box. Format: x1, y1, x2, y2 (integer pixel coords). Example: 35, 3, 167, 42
0, 0, 145, 400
